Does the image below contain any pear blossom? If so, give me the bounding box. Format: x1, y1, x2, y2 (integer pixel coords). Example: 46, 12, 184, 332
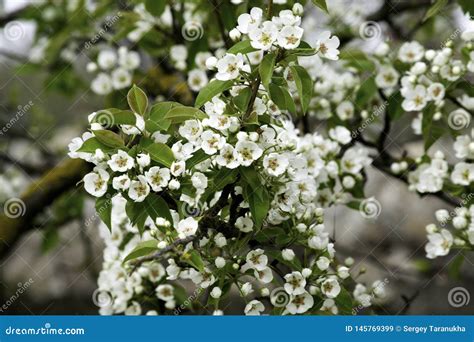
112, 174, 131, 191
286, 291, 314, 314
235, 140, 263, 166
236, 7, 263, 34
156, 284, 174, 301
108, 150, 135, 172
84, 169, 110, 197
284, 271, 306, 295
402, 85, 427, 111
128, 176, 150, 202
249, 21, 278, 50
425, 229, 453, 259
314, 31, 340, 60
176, 217, 198, 238
145, 167, 171, 191
398, 41, 424, 63
321, 278, 341, 298
263, 153, 289, 176
216, 144, 240, 169
215, 53, 245, 81
244, 300, 265, 315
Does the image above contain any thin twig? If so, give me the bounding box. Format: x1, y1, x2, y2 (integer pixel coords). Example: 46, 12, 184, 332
131, 235, 197, 268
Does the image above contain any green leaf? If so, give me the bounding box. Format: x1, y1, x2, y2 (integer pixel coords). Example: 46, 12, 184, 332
259, 53, 277, 89
355, 76, 377, 108
243, 184, 269, 229
143, 193, 173, 224
423, 0, 448, 22
149, 102, 182, 130
240, 167, 262, 194
127, 85, 148, 115
289, 65, 313, 114
92, 109, 136, 126
96, 196, 113, 231
227, 40, 256, 54
340, 50, 375, 72
335, 288, 354, 315
144, 142, 175, 167
183, 250, 205, 272
387, 91, 404, 120
195, 79, 234, 108
233, 87, 252, 112
126, 201, 148, 234
290, 48, 317, 56
145, 120, 161, 134
93, 130, 125, 148
76, 137, 114, 153
458, 0, 474, 15
164, 106, 208, 123
145, 0, 166, 16
123, 240, 158, 264
186, 149, 211, 169
312, 0, 329, 13
269, 84, 296, 114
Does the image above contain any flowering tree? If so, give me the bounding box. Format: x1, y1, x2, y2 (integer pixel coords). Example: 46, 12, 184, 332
0, 0, 473, 314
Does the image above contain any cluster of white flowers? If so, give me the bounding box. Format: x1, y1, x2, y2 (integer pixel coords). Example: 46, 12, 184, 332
88, 47, 141, 95
96, 196, 171, 315
371, 31, 474, 135
71, 106, 375, 315
67, 3, 382, 313
302, 56, 359, 120
422, 130, 474, 259
425, 204, 474, 259
407, 137, 474, 195
237, 7, 304, 51
127, 3, 173, 42
207, 6, 339, 84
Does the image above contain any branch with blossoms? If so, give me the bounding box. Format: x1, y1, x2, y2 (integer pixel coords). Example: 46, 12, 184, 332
67, 3, 393, 316
1, 0, 473, 316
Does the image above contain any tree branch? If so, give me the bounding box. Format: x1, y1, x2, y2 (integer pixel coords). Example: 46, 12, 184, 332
210, 0, 231, 49
131, 235, 197, 268
0, 158, 91, 257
